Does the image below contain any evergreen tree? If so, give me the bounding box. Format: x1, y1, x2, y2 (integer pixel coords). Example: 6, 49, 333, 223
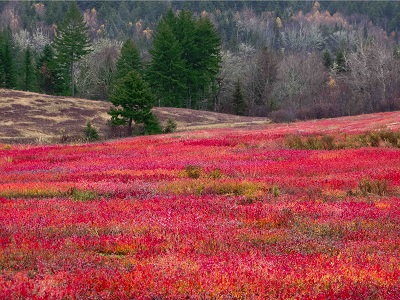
19, 47, 37, 91
52, 2, 92, 96
109, 71, 158, 134
114, 39, 142, 82
189, 15, 221, 108
0, 31, 4, 87
233, 79, 247, 116
2, 28, 15, 89
148, 9, 221, 109
147, 11, 187, 107
37, 44, 56, 94
323, 49, 333, 69
336, 50, 346, 72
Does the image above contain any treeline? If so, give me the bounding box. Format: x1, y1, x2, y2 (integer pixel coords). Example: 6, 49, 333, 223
0, 1, 400, 124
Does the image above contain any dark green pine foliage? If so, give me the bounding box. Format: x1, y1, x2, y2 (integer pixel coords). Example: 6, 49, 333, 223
175, 10, 221, 109
148, 9, 221, 109
1, 28, 16, 89
192, 16, 221, 107
37, 44, 56, 94
52, 2, 92, 96
114, 39, 142, 82
0, 31, 4, 87
233, 79, 247, 116
147, 10, 187, 107
336, 51, 346, 73
323, 50, 333, 69
19, 47, 37, 91
109, 71, 160, 134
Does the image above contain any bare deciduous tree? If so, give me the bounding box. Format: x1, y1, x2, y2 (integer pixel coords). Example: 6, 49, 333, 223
345, 40, 400, 114
76, 39, 122, 100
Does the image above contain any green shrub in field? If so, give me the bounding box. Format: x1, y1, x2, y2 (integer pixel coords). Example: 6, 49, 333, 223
84, 121, 99, 141
271, 185, 280, 197
184, 165, 203, 179
368, 133, 380, 147
377, 130, 399, 147
320, 135, 336, 150
285, 130, 399, 149
357, 178, 389, 197
208, 168, 223, 179
285, 134, 337, 150
284, 134, 304, 149
69, 187, 98, 201
163, 118, 177, 133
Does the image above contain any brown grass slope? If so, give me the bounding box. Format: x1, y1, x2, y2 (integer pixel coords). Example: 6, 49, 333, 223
0, 89, 269, 144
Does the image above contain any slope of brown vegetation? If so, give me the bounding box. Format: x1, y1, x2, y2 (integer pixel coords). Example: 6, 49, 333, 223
0, 89, 269, 144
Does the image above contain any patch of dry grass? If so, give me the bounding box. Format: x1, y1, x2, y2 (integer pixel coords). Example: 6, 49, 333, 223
0, 89, 270, 144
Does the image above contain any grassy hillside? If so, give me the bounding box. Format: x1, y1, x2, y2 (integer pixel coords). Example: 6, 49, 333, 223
0, 89, 269, 144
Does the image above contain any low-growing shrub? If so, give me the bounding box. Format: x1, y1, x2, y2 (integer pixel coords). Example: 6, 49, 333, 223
184, 165, 203, 179
285, 130, 399, 150
284, 134, 304, 149
208, 168, 223, 179
358, 178, 389, 197
377, 130, 399, 147
160, 179, 280, 204
271, 185, 280, 197
163, 118, 177, 133
369, 133, 380, 147
269, 109, 296, 123
0, 187, 66, 199
84, 121, 99, 141
285, 134, 337, 150
69, 187, 98, 201
320, 135, 336, 150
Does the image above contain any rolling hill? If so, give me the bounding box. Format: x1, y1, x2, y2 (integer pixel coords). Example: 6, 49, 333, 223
0, 89, 269, 144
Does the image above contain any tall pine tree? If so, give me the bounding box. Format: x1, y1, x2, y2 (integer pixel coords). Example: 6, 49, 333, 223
148, 9, 221, 109
52, 2, 92, 96
0, 31, 4, 87
1, 28, 15, 89
147, 11, 187, 107
114, 39, 142, 82
109, 70, 160, 135
233, 79, 247, 116
37, 44, 56, 94
19, 47, 37, 91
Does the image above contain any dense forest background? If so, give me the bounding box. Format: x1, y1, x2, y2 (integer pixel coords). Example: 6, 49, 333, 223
1, 0, 400, 121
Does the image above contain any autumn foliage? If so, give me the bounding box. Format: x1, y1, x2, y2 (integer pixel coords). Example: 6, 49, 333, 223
0, 112, 399, 298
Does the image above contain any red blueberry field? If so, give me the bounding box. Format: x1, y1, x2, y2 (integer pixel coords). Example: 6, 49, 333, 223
0, 112, 399, 299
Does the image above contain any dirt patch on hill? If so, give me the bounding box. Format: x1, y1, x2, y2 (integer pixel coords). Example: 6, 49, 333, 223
0, 89, 269, 144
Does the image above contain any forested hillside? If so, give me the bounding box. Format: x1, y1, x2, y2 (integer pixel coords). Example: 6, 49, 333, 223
1, 0, 400, 121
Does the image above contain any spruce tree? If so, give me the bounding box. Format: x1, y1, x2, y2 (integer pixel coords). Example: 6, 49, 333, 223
2, 28, 15, 89
0, 31, 4, 87
147, 12, 187, 107
148, 9, 221, 109
20, 47, 36, 91
336, 51, 346, 73
233, 79, 247, 116
52, 2, 92, 96
323, 50, 333, 69
114, 39, 142, 82
109, 71, 159, 134
37, 44, 56, 94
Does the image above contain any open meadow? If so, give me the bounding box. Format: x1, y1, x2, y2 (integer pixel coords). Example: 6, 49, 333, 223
0, 111, 399, 299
